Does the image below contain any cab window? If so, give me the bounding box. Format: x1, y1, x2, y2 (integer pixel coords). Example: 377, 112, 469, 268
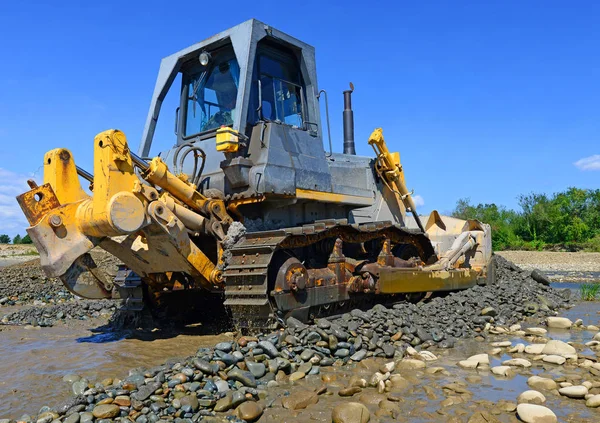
257, 50, 304, 129
184, 55, 240, 137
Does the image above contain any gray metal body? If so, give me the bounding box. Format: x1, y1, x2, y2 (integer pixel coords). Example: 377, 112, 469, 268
139, 19, 406, 229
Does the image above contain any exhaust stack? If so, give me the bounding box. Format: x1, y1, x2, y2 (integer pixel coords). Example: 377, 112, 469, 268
343, 83, 356, 155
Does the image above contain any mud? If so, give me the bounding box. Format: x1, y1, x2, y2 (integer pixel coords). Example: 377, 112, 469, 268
0, 321, 231, 419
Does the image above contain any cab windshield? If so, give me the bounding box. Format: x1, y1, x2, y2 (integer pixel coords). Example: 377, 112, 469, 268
184, 56, 240, 136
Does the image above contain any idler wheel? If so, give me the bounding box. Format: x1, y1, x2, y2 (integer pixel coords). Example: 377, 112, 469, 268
275, 256, 308, 293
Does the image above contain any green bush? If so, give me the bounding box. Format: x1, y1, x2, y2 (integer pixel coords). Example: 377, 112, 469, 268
452, 188, 600, 251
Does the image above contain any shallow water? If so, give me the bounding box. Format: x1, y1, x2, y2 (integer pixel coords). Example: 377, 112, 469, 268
0, 322, 230, 418
0, 302, 599, 420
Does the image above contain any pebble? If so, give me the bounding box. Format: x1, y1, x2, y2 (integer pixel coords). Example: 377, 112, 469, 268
332, 402, 370, 423
502, 358, 532, 368
558, 385, 588, 398
541, 340, 576, 356
527, 376, 557, 391
92, 404, 120, 419
586, 394, 600, 408
516, 404, 557, 423
526, 327, 547, 336
546, 316, 572, 329
0, 255, 577, 421
236, 401, 263, 422
491, 366, 514, 377
542, 355, 566, 365
517, 390, 546, 404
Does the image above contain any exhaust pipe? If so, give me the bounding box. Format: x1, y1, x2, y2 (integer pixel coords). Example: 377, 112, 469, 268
343, 83, 356, 155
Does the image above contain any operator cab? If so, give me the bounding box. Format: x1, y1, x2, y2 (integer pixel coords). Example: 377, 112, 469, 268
139, 19, 382, 228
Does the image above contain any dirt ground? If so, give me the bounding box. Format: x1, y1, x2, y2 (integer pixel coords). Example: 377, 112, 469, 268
497, 251, 600, 273
0, 244, 38, 267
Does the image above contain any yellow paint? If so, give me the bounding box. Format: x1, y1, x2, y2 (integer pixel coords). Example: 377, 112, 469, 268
216, 126, 240, 152
368, 128, 417, 215
379, 267, 480, 293
76, 130, 145, 238
43, 149, 89, 205
296, 188, 373, 206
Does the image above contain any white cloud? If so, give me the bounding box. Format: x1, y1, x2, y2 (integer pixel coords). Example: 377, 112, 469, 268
0, 168, 37, 238
412, 194, 425, 207
574, 155, 600, 171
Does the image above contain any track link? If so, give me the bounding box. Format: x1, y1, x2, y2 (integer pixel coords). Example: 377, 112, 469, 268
223, 219, 432, 331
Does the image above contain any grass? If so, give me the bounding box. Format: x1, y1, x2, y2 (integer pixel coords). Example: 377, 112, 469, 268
580, 282, 600, 301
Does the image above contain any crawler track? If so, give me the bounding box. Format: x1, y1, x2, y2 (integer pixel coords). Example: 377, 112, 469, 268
223, 219, 435, 331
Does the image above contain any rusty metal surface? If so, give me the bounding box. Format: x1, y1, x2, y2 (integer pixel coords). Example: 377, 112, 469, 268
59, 253, 113, 299
16, 184, 61, 226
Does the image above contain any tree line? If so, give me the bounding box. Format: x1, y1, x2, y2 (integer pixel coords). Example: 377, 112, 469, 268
452, 187, 600, 251
0, 234, 33, 244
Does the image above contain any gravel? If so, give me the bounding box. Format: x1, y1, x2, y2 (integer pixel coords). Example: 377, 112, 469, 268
0, 254, 576, 421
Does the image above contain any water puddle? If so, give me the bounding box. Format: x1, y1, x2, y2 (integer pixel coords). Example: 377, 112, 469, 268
0, 322, 230, 418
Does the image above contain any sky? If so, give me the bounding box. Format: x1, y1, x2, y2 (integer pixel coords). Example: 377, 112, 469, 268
0, 1, 599, 237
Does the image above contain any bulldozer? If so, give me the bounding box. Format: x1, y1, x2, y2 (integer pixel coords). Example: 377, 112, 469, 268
16, 19, 493, 330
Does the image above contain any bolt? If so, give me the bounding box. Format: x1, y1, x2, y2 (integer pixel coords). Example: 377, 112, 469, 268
49, 215, 63, 228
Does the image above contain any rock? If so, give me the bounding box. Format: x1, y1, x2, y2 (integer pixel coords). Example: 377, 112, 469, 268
193, 358, 218, 375
62, 374, 81, 383
526, 327, 547, 336
132, 381, 161, 401
558, 385, 588, 398
245, 361, 266, 379
257, 340, 279, 358
541, 340, 576, 357
281, 390, 318, 410
289, 371, 305, 382
113, 395, 131, 407
586, 394, 600, 408
417, 350, 437, 361
542, 355, 566, 365
180, 395, 199, 412
518, 390, 546, 404
332, 402, 370, 423
214, 393, 234, 412
236, 402, 263, 422
227, 368, 257, 388
350, 350, 367, 361
92, 404, 120, 419
525, 344, 546, 355
468, 354, 489, 365
397, 358, 425, 369
490, 341, 511, 347
516, 404, 557, 423
491, 366, 514, 377
481, 307, 497, 317
64, 414, 79, 423
458, 360, 479, 369
546, 317, 572, 329
72, 380, 87, 396
527, 376, 557, 391
339, 386, 362, 397
502, 358, 531, 368
379, 361, 395, 373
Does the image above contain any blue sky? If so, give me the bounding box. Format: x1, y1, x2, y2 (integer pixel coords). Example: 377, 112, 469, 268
0, 1, 599, 237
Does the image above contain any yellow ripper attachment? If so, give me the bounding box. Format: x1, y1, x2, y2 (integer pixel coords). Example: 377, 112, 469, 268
16, 130, 229, 299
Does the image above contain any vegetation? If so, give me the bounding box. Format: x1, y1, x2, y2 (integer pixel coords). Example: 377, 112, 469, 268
580, 282, 600, 301
0, 234, 33, 245
452, 188, 600, 251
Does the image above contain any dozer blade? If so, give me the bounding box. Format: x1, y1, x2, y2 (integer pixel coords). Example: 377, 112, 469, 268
60, 253, 114, 299
378, 267, 482, 294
